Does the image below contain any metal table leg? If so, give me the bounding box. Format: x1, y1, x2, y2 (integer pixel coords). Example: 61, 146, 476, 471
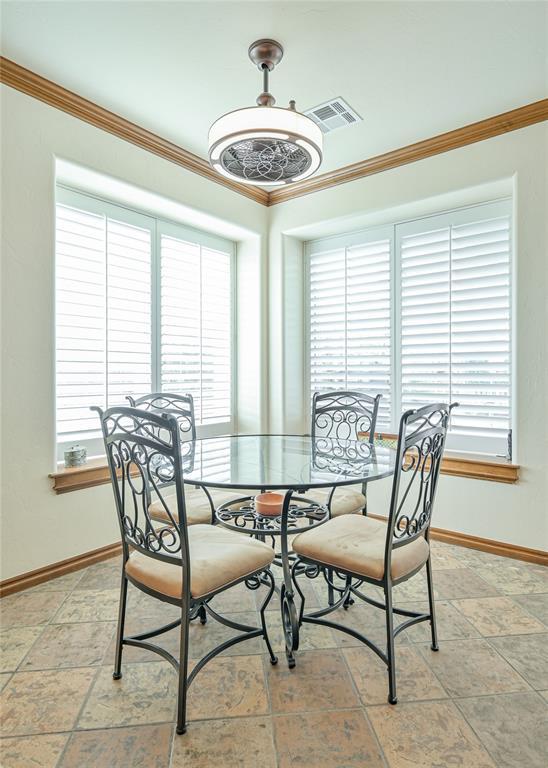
280, 489, 299, 668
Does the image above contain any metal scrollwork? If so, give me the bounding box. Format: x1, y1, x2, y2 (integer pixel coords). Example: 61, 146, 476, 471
244, 574, 263, 591
312, 436, 374, 477
126, 392, 196, 444
312, 390, 381, 442
99, 408, 186, 561
215, 496, 329, 536
222, 138, 311, 184
280, 584, 299, 667
392, 406, 451, 542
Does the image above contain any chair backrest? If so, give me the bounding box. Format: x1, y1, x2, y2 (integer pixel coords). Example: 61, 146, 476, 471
384, 403, 457, 577
311, 390, 381, 443
93, 405, 190, 579
127, 392, 196, 443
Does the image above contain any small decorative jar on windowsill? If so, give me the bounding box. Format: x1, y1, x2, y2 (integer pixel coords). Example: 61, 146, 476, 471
64, 445, 87, 468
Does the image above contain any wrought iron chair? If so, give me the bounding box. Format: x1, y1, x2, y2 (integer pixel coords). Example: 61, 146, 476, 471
127, 393, 245, 526
305, 390, 382, 606
94, 405, 277, 734
291, 402, 456, 704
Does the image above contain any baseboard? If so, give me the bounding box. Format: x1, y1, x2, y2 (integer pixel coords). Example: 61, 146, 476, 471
0, 541, 122, 597
428, 527, 548, 566
367, 513, 547, 566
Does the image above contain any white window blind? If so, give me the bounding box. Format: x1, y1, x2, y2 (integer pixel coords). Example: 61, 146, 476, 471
55, 188, 234, 460
346, 239, 392, 425
160, 226, 232, 425
56, 204, 108, 445
106, 218, 153, 406
307, 200, 512, 455
308, 228, 393, 427
309, 247, 346, 392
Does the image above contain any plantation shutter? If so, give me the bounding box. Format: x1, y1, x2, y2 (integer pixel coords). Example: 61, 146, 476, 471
55, 193, 154, 458
346, 238, 392, 426
105, 217, 153, 406
397, 201, 511, 454
201, 246, 232, 424
448, 212, 511, 452
159, 222, 233, 429
399, 226, 451, 414
56, 203, 107, 449
308, 228, 392, 427
160, 233, 202, 412
309, 246, 346, 393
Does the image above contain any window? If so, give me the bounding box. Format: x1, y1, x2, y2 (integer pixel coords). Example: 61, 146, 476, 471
306, 200, 512, 456
55, 187, 234, 459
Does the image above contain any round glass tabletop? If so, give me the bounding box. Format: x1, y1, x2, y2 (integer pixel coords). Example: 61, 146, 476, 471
182, 433, 397, 490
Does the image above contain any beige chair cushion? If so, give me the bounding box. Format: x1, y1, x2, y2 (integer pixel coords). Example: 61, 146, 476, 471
149, 487, 254, 526
125, 524, 274, 600
304, 485, 365, 517
292, 515, 429, 582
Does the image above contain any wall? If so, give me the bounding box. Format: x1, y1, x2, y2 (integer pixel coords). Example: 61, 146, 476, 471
268, 123, 548, 551
0, 85, 269, 579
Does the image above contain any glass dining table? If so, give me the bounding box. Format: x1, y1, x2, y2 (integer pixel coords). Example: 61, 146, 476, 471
182, 433, 397, 666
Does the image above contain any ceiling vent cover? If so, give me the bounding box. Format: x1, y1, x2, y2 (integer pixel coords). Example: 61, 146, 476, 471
304, 98, 362, 134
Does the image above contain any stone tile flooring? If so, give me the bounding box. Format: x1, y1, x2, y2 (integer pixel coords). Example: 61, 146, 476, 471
1, 540, 547, 767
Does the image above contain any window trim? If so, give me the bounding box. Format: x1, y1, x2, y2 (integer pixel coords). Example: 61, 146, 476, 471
305, 197, 513, 459
55, 185, 236, 461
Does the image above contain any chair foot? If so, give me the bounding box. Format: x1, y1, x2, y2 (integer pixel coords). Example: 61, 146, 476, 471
388, 695, 398, 705
431, 642, 439, 652
176, 725, 187, 735
112, 672, 122, 680
270, 656, 279, 665
287, 656, 296, 669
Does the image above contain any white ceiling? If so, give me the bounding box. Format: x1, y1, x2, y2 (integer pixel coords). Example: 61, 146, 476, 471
2, 1, 547, 176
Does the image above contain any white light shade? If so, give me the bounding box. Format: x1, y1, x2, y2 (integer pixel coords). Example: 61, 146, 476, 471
208, 106, 323, 186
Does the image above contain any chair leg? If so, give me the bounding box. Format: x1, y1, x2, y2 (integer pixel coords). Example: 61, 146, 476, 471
327, 568, 335, 606
198, 604, 207, 625
259, 570, 278, 666
176, 604, 190, 735
343, 574, 354, 610
113, 571, 128, 680
384, 583, 397, 704
425, 556, 439, 651
361, 484, 368, 516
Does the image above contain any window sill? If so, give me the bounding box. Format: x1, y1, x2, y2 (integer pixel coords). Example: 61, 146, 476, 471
49, 458, 114, 494
373, 432, 519, 484
49, 448, 519, 495
439, 453, 518, 483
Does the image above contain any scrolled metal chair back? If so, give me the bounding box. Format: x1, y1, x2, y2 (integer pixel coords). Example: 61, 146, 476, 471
311, 390, 381, 443
126, 392, 196, 443
93, 406, 190, 570
385, 403, 457, 568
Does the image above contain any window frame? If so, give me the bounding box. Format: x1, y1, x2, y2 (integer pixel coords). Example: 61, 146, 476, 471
305, 198, 513, 458
55, 185, 236, 461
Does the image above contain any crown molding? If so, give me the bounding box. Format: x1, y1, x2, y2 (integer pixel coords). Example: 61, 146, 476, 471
2, 57, 547, 208
267, 98, 548, 205
0, 56, 270, 206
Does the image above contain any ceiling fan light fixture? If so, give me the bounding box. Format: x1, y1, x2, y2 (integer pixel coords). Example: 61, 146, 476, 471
208, 40, 323, 186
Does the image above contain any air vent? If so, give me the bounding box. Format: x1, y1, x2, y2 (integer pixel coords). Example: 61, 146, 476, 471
303, 98, 362, 134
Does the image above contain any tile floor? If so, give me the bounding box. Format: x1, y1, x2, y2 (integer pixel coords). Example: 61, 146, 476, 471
1, 540, 547, 767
